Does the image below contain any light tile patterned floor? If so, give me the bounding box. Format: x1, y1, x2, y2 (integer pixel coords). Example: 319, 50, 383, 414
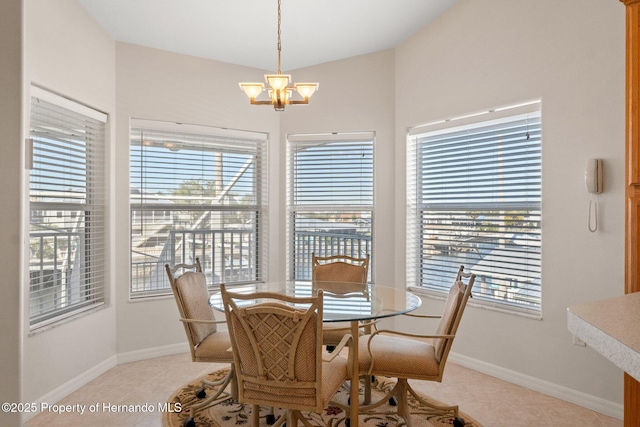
25, 352, 622, 427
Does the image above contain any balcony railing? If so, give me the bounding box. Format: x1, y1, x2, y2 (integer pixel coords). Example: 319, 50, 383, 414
29, 230, 82, 321
131, 228, 257, 295
131, 228, 373, 294
293, 230, 372, 281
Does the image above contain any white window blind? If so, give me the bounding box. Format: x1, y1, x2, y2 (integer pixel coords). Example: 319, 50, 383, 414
287, 132, 374, 281
408, 102, 542, 314
29, 87, 107, 328
130, 120, 268, 297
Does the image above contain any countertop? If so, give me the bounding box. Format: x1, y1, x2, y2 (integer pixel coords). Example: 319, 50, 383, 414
567, 292, 640, 382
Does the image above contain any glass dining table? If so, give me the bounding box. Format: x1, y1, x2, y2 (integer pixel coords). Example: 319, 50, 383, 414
209, 280, 422, 426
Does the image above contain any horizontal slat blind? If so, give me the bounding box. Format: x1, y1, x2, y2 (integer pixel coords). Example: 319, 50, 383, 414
130, 121, 268, 296
29, 89, 107, 328
409, 103, 542, 314
131, 128, 264, 206
287, 133, 374, 281
290, 139, 373, 206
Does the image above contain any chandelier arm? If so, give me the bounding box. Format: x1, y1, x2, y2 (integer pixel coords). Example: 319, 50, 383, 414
250, 100, 276, 105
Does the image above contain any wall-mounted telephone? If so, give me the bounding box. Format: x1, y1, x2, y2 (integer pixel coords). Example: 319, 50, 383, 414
585, 158, 603, 194
585, 158, 603, 232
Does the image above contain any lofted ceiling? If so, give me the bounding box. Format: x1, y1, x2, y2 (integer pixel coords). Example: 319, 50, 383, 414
77, 0, 458, 71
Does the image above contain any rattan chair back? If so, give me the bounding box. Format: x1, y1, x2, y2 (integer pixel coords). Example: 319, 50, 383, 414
222, 287, 325, 412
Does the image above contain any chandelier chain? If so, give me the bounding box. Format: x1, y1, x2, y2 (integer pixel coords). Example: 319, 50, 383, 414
277, 0, 282, 73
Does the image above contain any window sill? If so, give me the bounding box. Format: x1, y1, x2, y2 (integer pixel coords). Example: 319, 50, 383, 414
408, 286, 543, 320
28, 303, 110, 336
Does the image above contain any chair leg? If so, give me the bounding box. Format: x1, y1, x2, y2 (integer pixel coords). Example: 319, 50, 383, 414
185, 366, 235, 420
395, 379, 412, 427
406, 380, 459, 418
293, 409, 317, 427
359, 378, 460, 426
358, 380, 402, 413
251, 404, 260, 427
363, 374, 372, 404
230, 368, 238, 400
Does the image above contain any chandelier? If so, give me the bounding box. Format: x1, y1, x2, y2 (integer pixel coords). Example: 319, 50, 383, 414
239, 0, 319, 111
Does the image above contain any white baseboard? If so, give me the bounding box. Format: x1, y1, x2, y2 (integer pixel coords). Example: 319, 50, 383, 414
22, 355, 117, 423
116, 342, 188, 364
448, 352, 624, 420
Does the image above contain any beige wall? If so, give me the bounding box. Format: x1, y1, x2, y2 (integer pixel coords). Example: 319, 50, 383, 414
22, 0, 118, 405
0, 0, 23, 425
114, 43, 281, 355
394, 0, 625, 408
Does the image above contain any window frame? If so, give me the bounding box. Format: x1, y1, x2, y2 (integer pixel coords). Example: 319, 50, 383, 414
129, 119, 268, 298
286, 132, 375, 282
28, 86, 108, 330
407, 102, 542, 317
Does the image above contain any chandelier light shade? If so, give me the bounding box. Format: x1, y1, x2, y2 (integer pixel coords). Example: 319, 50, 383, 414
239, 0, 319, 111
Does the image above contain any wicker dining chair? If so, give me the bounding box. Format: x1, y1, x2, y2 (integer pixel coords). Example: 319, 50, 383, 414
166, 259, 235, 427
358, 265, 475, 427
221, 284, 352, 427
311, 253, 370, 349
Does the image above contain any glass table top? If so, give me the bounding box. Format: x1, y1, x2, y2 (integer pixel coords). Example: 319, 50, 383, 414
209, 281, 422, 323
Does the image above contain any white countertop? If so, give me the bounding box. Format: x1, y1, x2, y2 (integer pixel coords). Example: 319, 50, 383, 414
567, 292, 640, 382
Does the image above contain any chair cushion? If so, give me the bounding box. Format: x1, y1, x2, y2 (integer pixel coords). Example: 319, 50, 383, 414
320, 354, 349, 406
175, 271, 217, 345
434, 281, 465, 362
193, 329, 234, 363
358, 334, 440, 380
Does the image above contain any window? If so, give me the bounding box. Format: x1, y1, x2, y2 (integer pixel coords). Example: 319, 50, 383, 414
29, 87, 107, 328
130, 120, 267, 297
407, 102, 541, 315
287, 132, 374, 280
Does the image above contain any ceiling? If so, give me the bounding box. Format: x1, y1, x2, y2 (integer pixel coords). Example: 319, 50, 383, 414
77, 0, 458, 71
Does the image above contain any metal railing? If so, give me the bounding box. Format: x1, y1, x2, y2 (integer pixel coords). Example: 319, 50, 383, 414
29, 230, 80, 321
293, 231, 372, 281
131, 228, 257, 294
131, 228, 373, 294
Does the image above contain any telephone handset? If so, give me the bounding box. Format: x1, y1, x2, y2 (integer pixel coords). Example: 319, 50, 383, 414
585, 158, 603, 194
585, 158, 603, 232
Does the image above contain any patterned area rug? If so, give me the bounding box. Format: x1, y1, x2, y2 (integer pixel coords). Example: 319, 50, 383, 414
163, 369, 481, 427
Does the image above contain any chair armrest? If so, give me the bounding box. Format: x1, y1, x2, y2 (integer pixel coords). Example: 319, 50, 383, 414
377, 308, 439, 320
179, 318, 226, 325
402, 312, 441, 319
367, 328, 454, 342
323, 319, 378, 333
322, 333, 353, 363
364, 329, 454, 375
360, 319, 378, 333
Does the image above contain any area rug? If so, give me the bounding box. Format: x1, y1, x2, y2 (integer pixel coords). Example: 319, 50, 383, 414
163, 369, 481, 427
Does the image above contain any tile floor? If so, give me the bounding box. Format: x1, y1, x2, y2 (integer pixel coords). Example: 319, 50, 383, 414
25, 352, 622, 427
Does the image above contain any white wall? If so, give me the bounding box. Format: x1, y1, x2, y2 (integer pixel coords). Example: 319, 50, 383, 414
22, 0, 117, 404
279, 49, 397, 285
394, 0, 625, 408
0, 0, 23, 425
114, 43, 280, 355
